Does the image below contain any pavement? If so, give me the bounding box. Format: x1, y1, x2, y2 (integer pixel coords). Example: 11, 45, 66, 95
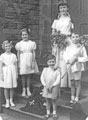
0, 114, 24, 120
0, 107, 70, 120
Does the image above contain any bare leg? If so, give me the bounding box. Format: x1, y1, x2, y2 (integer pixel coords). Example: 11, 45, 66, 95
46, 98, 51, 115
26, 75, 31, 96
75, 80, 81, 101
70, 80, 75, 102
52, 99, 57, 117
21, 75, 26, 88
4, 88, 10, 108
21, 75, 26, 96
10, 88, 15, 106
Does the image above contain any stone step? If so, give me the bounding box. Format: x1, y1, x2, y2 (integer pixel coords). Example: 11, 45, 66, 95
2, 103, 71, 120
2, 70, 87, 120
14, 87, 72, 110
14, 82, 42, 104
2, 103, 44, 120
0, 113, 25, 120
2, 98, 87, 120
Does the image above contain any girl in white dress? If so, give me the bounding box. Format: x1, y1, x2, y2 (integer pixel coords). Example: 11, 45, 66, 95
0, 40, 17, 108
41, 55, 61, 118
63, 33, 88, 102
51, 0, 74, 87
15, 28, 39, 97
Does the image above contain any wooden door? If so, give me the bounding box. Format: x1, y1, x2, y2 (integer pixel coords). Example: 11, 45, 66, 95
69, 0, 88, 35
69, 0, 88, 82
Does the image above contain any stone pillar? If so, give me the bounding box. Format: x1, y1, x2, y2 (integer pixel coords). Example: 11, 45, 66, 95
39, 0, 58, 62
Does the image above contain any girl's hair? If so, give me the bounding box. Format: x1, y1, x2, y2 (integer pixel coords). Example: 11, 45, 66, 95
47, 54, 56, 61
58, 0, 69, 10
57, 0, 69, 19
20, 28, 30, 35
2, 40, 13, 50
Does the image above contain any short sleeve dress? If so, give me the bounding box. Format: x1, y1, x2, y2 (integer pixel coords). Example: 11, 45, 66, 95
0, 53, 17, 88
51, 15, 74, 87
51, 16, 74, 35
40, 67, 60, 99
15, 40, 39, 75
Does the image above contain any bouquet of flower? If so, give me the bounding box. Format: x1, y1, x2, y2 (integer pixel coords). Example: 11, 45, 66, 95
51, 34, 68, 50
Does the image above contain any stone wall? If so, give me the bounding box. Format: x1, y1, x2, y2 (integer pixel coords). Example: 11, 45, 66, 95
0, 0, 40, 54
0, 0, 59, 63
38, 0, 58, 63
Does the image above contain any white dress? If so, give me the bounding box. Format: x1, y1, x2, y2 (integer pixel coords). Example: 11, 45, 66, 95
0, 53, 17, 88
51, 15, 74, 35
15, 40, 39, 75
51, 16, 74, 87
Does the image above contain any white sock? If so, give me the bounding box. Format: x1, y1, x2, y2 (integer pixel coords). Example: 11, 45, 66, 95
47, 110, 50, 115
27, 87, 30, 91
71, 96, 75, 100
75, 97, 79, 101
5, 99, 10, 108
6, 99, 9, 104
53, 111, 56, 115
22, 88, 26, 96
10, 98, 13, 102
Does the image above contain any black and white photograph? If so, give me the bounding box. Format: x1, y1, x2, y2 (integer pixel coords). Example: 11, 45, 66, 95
0, 0, 88, 120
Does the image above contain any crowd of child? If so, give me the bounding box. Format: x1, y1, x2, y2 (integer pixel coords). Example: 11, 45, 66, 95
0, 0, 88, 119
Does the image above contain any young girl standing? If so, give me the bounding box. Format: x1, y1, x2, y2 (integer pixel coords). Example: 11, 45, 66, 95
63, 33, 88, 102
41, 54, 61, 118
51, 0, 74, 87
51, 0, 74, 36
15, 28, 39, 97
0, 40, 17, 108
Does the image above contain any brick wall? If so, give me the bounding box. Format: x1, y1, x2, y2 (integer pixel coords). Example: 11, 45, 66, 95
38, 0, 58, 63
0, 0, 59, 63
0, 0, 40, 54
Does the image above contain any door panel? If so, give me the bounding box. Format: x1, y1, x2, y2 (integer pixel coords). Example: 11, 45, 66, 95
70, 0, 88, 34
69, 0, 88, 82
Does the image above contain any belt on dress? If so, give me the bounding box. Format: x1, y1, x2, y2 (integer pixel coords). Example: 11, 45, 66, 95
20, 51, 32, 54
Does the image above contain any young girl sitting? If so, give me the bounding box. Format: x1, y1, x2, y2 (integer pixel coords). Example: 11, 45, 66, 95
63, 33, 88, 103
40, 54, 61, 118
15, 28, 39, 97
0, 40, 18, 108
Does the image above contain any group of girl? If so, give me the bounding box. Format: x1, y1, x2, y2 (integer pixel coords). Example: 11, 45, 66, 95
0, 0, 88, 119
0, 28, 39, 108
